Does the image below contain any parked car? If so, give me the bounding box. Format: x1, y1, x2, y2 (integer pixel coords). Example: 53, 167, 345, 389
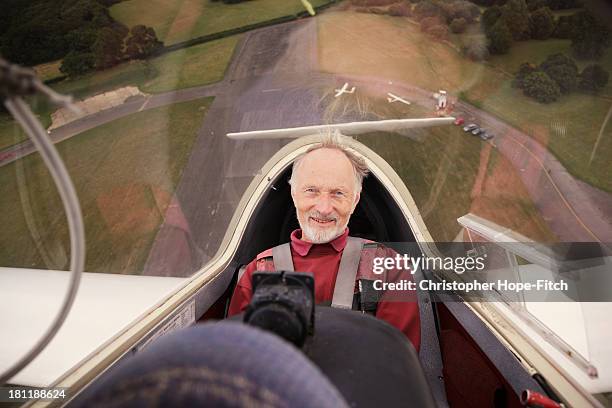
480, 132, 494, 141
463, 123, 478, 132
454, 117, 465, 126
471, 127, 484, 136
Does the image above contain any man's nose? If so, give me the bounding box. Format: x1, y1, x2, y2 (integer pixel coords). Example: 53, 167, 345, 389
315, 194, 334, 215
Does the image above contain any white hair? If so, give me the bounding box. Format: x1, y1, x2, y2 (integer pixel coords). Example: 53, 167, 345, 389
288, 131, 369, 194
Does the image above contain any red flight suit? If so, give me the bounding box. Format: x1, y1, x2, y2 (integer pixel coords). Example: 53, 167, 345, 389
228, 229, 421, 352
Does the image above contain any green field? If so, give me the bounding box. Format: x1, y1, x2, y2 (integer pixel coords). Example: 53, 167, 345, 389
0, 116, 25, 152
0, 35, 238, 151
33, 60, 64, 82
552, 8, 582, 17
357, 127, 481, 242
319, 12, 493, 96
0, 97, 52, 151
488, 39, 572, 72
0, 97, 213, 274
52, 34, 239, 98
318, 11, 612, 192
111, 0, 333, 45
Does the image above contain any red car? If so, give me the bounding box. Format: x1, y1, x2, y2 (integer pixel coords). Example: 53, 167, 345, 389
454, 117, 465, 126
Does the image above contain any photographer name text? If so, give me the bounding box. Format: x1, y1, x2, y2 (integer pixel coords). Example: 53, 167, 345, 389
374, 279, 568, 293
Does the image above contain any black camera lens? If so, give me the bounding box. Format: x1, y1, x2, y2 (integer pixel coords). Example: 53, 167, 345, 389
244, 271, 315, 347
247, 302, 305, 345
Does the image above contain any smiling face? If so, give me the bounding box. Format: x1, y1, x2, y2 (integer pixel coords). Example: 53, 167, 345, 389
291, 148, 360, 243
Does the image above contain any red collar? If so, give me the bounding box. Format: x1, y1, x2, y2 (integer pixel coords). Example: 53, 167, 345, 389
290, 228, 349, 256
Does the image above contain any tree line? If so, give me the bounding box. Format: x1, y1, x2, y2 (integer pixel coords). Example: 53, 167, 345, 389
386, 0, 610, 62
513, 53, 609, 103
414, 0, 481, 40
0, 0, 162, 77
60, 25, 162, 76
482, 0, 610, 59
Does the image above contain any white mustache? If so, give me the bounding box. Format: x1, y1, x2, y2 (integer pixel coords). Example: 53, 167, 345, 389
308, 211, 337, 222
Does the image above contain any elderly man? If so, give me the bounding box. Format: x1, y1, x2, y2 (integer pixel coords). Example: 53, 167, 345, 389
228, 134, 420, 351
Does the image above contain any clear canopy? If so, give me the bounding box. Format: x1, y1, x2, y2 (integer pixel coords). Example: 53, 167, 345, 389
1, 0, 611, 399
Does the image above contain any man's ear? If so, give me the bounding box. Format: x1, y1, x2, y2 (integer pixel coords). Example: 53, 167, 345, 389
290, 187, 298, 206
351, 191, 361, 214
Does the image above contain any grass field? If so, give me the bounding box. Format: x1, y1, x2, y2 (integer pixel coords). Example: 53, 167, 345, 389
0, 35, 238, 151
0, 97, 212, 274
33, 60, 64, 82
0, 97, 53, 151
552, 8, 582, 17
317, 11, 612, 192
110, 0, 333, 45
319, 12, 483, 93
0, 116, 24, 152
51, 34, 239, 99
333, 93, 557, 242
356, 127, 557, 242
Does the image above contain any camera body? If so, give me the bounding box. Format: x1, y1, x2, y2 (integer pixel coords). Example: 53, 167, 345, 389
244, 271, 315, 347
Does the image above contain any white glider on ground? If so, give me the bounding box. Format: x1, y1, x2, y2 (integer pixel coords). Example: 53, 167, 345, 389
334, 82, 356, 97
387, 93, 411, 106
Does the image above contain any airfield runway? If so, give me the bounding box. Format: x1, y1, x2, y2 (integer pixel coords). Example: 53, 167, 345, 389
142, 19, 330, 276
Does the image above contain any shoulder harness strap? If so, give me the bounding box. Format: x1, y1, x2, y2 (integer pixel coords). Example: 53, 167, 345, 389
272, 243, 294, 271
251, 239, 379, 313
332, 237, 364, 309
354, 241, 385, 314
